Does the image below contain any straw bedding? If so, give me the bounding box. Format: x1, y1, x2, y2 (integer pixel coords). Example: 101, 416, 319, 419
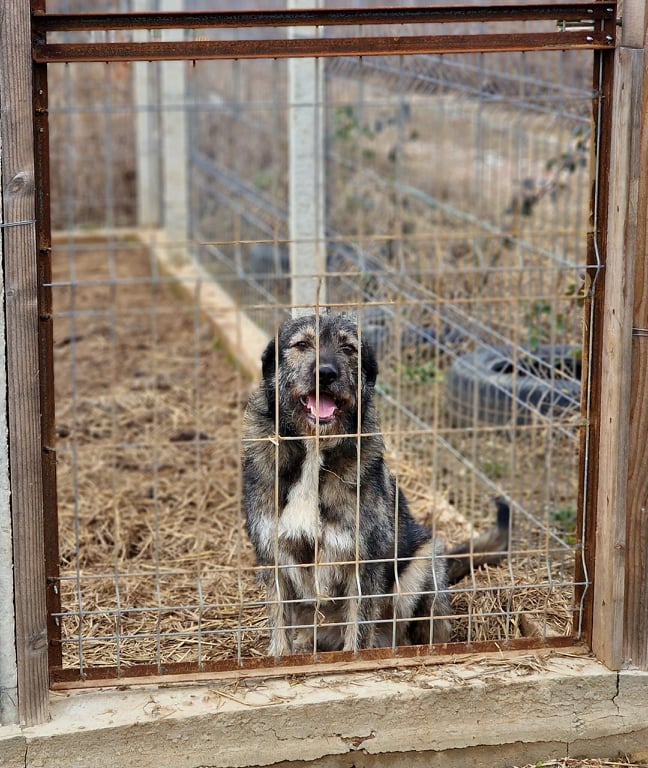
53, 240, 573, 670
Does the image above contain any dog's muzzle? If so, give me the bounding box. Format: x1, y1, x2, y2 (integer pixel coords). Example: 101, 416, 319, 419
301, 362, 340, 425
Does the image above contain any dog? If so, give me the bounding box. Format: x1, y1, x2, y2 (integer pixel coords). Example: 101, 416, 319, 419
242, 313, 509, 656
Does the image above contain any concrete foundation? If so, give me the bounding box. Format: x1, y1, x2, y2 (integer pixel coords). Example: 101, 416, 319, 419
1, 651, 647, 768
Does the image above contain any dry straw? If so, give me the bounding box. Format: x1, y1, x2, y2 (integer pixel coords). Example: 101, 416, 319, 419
54, 241, 574, 670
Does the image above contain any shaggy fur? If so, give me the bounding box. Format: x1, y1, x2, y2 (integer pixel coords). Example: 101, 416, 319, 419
242, 313, 508, 656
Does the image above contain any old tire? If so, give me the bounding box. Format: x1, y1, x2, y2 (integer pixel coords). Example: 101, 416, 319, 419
445, 345, 581, 427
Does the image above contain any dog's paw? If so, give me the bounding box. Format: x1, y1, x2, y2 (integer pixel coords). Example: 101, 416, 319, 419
268, 631, 292, 657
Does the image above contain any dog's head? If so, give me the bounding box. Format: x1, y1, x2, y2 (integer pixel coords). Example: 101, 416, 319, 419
261, 313, 378, 436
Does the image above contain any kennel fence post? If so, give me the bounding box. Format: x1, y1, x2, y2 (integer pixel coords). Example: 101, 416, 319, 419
623, 0, 648, 671
134, 0, 162, 231
0, 0, 49, 725
288, 0, 326, 316
160, 0, 189, 258
592, 2, 645, 671
0, 92, 19, 731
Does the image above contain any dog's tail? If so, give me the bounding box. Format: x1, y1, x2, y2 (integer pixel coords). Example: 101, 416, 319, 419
445, 497, 510, 586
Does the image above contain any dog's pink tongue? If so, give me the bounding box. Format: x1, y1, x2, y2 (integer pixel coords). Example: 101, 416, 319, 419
307, 394, 336, 419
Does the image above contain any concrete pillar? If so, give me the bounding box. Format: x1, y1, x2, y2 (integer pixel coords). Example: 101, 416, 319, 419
288, 0, 327, 316
133, 0, 161, 229
160, 60, 189, 249
134, 0, 189, 254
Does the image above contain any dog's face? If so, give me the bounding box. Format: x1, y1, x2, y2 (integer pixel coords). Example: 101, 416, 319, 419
261, 314, 378, 436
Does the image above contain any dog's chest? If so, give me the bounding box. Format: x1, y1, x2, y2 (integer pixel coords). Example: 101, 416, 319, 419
279, 446, 322, 542
278, 445, 355, 556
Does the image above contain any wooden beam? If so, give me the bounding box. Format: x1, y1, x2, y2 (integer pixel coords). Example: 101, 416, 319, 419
0, 3, 49, 724
624, 2, 648, 670
0, 73, 20, 733
592, 44, 644, 670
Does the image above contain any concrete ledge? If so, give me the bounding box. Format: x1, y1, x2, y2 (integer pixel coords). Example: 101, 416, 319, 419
52, 228, 269, 380
2, 651, 647, 768
142, 227, 267, 380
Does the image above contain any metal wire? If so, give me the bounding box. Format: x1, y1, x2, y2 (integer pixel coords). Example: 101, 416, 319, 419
0, 219, 36, 228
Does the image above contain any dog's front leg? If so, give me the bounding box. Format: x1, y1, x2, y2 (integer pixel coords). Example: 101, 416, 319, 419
342, 597, 377, 652
263, 571, 292, 657
342, 567, 378, 652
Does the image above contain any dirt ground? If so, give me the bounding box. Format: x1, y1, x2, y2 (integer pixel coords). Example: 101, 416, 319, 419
516, 762, 647, 768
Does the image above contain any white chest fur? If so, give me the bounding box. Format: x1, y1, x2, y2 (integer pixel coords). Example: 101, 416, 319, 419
279, 444, 322, 542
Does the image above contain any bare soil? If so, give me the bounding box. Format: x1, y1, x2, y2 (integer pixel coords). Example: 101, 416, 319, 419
516, 762, 646, 768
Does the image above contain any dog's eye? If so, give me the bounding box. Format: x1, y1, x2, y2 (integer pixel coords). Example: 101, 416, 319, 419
339, 344, 357, 355
292, 340, 311, 351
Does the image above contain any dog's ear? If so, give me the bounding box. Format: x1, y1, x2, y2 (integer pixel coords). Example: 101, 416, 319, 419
261, 337, 277, 382
360, 340, 379, 387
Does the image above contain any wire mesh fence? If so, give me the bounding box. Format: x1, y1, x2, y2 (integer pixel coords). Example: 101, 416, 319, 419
41, 5, 609, 680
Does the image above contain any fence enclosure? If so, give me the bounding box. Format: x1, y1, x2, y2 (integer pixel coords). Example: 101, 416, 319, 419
2, 1, 648, 736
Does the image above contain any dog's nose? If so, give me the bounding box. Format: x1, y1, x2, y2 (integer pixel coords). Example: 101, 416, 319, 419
318, 363, 339, 386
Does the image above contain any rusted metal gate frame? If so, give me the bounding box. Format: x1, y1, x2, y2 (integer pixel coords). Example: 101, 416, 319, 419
28, 2, 616, 690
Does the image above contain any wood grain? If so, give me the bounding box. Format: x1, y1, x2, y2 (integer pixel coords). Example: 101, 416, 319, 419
0, 2, 50, 724
592, 46, 643, 670
621, 0, 648, 49
625, 24, 648, 670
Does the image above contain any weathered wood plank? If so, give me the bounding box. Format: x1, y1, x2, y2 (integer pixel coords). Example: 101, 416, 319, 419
0, 85, 20, 732
621, 0, 647, 49
592, 46, 644, 670
0, 3, 49, 724
576, 38, 616, 651
624, 16, 648, 670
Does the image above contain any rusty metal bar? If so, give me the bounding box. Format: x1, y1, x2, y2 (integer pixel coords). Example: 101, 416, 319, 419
35, 31, 615, 64
31, 0, 63, 678
32, 3, 617, 62
32, 61, 62, 677
32, 4, 616, 32
49, 635, 580, 687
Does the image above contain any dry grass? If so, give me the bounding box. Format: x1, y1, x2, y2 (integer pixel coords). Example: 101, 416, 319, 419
53, 240, 264, 667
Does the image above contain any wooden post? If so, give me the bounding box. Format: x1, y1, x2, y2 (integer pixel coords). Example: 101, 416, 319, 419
624, 0, 648, 670
592, 0, 648, 670
0, 1, 50, 723
0, 83, 20, 731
